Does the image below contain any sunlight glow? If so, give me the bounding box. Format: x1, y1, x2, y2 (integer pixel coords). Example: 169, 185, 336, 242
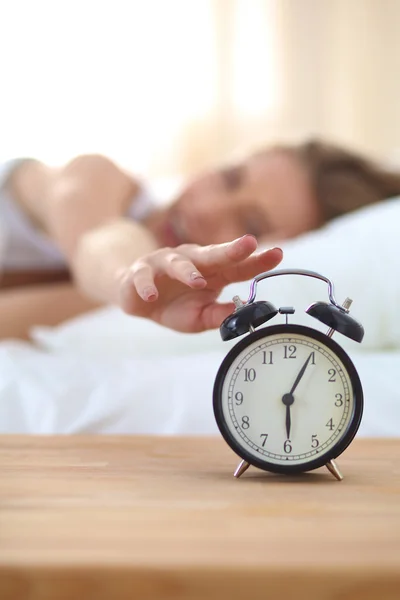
0, 0, 217, 171
232, 0, 279, 115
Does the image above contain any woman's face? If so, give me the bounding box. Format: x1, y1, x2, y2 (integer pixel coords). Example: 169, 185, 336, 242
147, 148, 320, 247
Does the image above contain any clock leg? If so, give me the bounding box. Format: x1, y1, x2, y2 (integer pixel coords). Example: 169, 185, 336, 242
326, 459, 343, 481
234, 459, 250, 478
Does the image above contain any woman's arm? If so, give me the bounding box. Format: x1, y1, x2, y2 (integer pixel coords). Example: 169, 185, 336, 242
0, 282, 99, 340
10, 155, 284, 333
71, 217, 157, 304
11, 155, 157, 304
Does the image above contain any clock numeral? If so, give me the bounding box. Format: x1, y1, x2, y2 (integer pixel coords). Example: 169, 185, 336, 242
244, 368, 256, 382
326, 418, 335, 431
262, 351, 273, 365
241, 416, 250, 429
284, 439, 292, 453
311, 434, 319, 448
328, 368, 336, 382
260, 433, 269, 447
309, 352, 316, 365
335, 393, 343, 407
283, 345, 297, 359
235, 391, 244, 406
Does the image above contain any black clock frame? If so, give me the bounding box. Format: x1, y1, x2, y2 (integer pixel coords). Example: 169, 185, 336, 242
213, 323, 364, 475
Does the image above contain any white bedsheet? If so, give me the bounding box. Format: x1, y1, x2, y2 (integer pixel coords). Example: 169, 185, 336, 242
0, 197, 398, 436
0, 337, 398, 437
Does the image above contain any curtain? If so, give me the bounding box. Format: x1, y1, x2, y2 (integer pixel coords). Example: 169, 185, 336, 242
1, 0, 399, 177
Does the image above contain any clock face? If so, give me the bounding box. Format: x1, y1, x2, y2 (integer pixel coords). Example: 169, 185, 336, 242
213, 324, 363, 473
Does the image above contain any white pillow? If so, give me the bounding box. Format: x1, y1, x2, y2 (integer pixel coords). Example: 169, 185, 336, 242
220, 196, 400, 352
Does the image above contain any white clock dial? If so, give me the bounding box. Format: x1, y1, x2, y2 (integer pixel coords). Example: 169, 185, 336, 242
217, 328, 358, 468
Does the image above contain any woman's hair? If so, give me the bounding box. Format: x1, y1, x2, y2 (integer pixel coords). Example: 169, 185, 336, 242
297, 139, 400, 223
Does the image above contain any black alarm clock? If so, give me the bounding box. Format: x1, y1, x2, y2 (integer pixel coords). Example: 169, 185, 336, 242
213, 269, 364, 481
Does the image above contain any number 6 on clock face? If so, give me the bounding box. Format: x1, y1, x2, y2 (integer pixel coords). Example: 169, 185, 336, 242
213, 324, 363, 475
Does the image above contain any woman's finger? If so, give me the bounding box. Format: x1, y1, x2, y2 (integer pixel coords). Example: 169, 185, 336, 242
184, 234, 258, 268
123, 262, 159, 303
156, 253, 207, 289
222, 247, 283, 284
124, 251, 208, 307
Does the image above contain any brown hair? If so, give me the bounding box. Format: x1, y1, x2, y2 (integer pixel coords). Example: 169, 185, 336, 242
298, 139, 400, 223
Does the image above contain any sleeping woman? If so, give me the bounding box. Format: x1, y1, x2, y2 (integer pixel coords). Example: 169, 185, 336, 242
0, 139, 399, 339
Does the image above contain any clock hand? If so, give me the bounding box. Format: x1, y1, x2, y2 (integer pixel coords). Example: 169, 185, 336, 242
282, 393, 294, 438
285, 405, 291, 439
281, 352, 313, 439
290, 352, 314, 395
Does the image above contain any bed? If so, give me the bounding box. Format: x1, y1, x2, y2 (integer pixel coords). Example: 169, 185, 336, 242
0, 197, 399, 436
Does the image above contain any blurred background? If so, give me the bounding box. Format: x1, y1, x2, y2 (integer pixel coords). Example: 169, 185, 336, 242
0, 0, 399, 439
1, 0, 400, 180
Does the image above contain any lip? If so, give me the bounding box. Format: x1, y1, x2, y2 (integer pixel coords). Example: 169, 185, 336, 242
160, 215, 182, 247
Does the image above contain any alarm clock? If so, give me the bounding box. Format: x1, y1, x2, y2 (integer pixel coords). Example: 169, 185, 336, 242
213, 269, 364, 481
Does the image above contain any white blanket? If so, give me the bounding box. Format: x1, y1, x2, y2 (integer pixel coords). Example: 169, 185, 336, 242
0, 197, 399, 436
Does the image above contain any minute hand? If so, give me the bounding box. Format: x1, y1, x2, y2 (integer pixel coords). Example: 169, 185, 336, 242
290, 353, 313, 395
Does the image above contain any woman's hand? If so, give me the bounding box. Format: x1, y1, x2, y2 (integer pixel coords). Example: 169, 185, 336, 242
118, 235, 283, 332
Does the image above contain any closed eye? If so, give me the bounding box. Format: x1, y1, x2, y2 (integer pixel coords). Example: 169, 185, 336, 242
220, 165, 245, 191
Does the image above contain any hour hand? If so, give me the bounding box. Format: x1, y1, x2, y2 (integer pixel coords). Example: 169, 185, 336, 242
282, 393, 294, 439
285, 405, 291, 439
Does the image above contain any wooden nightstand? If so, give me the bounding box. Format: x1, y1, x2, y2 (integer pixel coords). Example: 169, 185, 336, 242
0, 436, 399, 600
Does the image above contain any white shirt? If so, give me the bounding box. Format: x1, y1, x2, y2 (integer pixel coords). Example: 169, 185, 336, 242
0, 160, 156, 271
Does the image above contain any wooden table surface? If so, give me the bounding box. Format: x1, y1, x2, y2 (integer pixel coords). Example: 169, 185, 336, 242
0, 436, 399, 600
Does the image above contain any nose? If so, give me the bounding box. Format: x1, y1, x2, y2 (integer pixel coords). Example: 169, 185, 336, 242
196, 207, 243, 244
183, 173, 240, 244
189, 204, 217, 242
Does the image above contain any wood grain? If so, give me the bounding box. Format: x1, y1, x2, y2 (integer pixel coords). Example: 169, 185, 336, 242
0, 436, 399, 600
